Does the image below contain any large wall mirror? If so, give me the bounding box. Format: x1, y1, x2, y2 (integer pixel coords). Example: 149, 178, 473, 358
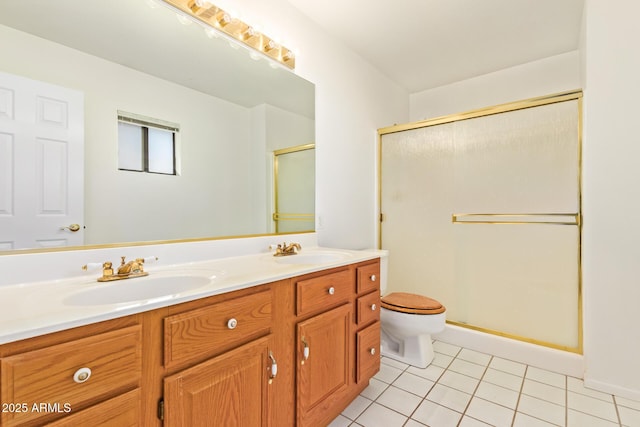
0, 0, 315, 253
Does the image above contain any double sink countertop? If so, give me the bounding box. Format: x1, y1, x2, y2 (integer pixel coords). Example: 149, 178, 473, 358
0, 247, 385, 345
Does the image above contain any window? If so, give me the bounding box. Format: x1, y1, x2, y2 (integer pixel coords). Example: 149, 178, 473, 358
117, 111, 179, 175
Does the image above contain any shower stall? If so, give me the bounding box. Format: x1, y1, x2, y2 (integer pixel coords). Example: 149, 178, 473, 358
378, 91, 582, 352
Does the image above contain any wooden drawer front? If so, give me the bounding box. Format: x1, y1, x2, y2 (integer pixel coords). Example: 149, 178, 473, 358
357, 262, 380, 294
165, 289, 272, 367
357, 291, 380, 325
296, 269, 353, 316
356, 321, 381, 384
0, 325, 142, 427
47, 388, 141, 427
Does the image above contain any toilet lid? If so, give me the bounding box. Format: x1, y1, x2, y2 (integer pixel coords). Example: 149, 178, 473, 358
381, 292, 446, 315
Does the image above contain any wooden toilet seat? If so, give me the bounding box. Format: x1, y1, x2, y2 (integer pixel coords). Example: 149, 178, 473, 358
381, 292, 446, 315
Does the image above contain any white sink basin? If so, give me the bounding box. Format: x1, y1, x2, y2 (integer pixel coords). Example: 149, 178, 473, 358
64, 275, 211, 306
273, 251, 352, 265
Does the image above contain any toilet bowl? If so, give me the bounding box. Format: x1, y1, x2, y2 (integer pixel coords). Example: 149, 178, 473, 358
378, 254, 446, 368
380, 293, 446, 368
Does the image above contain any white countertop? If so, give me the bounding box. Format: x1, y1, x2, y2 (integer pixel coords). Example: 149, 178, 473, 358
0, 247, 384, 345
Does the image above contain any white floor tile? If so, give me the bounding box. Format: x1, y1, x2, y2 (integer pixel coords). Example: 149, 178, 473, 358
525, 366, 566, 389
475, 380, 520, 409
373, 363, 404, 384
433, 340, 462, 356
432, 352, 455, 368
376, 386, 422, 416
483, 367, 525, 391
568, 391, 619, 422
449, 358, 487, 379
513, 412, 559, 427
407, 364, 445, 382
490, 357, 527, 377
567, 377, 614, 403
392, 371, 435, 397
404, 420, 427, 427
355, 402, 407, 427
438, 370, 480, 394
381, 356, 409, 370
459, 415, 492, 426
457, 348, 492, 366
522, 378, 566, 406
328, 414, 352, 427
465, 397, 515, 427
426, 383, 472, 413
517, 394, 565, 426
342, 395, 373, 420
616, 395, 640, 411
619, 404, 640, 426
412, 399, 462, 427
360, 378, 389, 401
567, 409, 619, 427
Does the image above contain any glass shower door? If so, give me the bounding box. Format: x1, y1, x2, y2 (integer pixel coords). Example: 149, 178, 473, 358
452, 100, 581, 350
380, 95, 582, 351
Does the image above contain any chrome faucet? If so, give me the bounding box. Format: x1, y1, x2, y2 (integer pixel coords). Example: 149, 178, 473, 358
272, 242, 301, 257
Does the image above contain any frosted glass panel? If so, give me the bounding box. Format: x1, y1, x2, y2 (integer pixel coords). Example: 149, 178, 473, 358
454, 101, 579, 213
148, 127, 175, 174
118, 122, 143, 171
380, 97, 581, 350
453, 224, 579, 348
275, 148, 315, 233
380, 123, 457, 311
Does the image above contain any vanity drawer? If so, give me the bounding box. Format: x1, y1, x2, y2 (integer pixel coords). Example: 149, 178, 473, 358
164, 288, 272, 367
357, 291, 380, 325
296, 269, 353, 316
46, 388, 141, 427
356, 321, 381, 384
0, 325, 142, 427
357, 262, 380, 294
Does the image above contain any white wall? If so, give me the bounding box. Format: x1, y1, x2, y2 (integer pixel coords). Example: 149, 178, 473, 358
581, 0, 640, 400
410, 51, 581, 121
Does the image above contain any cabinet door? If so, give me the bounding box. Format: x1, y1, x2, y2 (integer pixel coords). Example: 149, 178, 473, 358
297, 303, 351, 427
164, 336, 273, 427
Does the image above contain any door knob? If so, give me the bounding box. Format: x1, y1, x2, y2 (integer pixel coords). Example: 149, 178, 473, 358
61, 224, 81, 232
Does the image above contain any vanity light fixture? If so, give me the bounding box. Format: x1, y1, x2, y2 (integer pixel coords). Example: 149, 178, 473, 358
159, 0, 296, 69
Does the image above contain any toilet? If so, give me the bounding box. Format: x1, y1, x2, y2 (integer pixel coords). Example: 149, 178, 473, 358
379, 255, 446, 368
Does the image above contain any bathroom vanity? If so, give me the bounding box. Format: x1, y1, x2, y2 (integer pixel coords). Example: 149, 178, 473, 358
0, 249, 382, 426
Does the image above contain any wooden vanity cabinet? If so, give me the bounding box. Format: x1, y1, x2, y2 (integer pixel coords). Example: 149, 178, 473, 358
294, 260, 381, 427
0, 258, 381, 427
160, 284, 283, 427
0, 317, 142, 427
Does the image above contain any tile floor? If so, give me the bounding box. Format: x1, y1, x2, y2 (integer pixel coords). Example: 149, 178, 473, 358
329, 341, 640, 427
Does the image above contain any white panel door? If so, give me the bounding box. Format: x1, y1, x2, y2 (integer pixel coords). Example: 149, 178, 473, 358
0, 71, 84, 250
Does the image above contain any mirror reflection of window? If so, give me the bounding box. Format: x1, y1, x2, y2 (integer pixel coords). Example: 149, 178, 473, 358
117, 112, 178, 175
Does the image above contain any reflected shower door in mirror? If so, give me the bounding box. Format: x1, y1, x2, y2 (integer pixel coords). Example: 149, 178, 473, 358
0, 0, 315, 253
273, 144, 315, 233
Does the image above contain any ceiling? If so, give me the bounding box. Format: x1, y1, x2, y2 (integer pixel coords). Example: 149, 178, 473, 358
286, 0, 585, 93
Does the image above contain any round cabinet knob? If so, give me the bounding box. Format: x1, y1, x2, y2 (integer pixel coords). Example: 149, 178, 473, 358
328, 287, 335, 295
73, 367, 92, 384
227, 318, 238, 329
371, 304, 377, 311
369, 348, 376, 356
370, 274, 377, 282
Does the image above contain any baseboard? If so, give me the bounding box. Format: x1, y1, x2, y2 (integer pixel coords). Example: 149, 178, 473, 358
434, 323, 584, 378
583, 375, 640, 402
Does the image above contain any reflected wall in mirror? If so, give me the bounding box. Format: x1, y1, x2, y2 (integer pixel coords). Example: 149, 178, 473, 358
0, 0, 315, 253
